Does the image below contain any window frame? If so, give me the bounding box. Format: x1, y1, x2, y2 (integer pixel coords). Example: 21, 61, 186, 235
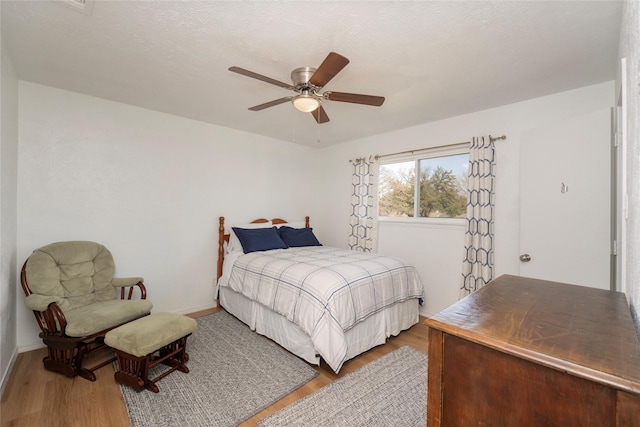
378, 143, 470, 226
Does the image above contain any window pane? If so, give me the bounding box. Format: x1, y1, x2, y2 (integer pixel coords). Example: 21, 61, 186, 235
379, 161, 415, 217
418, 153, 469, 218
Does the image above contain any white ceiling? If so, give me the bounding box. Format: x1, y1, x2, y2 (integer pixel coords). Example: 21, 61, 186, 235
1, 1, 623, 147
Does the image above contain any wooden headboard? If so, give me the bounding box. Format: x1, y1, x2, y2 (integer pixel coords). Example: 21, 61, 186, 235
217, 216, 310, 281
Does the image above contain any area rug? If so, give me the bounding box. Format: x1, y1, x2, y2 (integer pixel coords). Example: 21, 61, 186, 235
118, 311, 319, 427
259, 345, 428, 427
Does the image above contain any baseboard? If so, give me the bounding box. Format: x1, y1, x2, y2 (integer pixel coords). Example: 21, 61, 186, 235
174, 301, 218, 316
18, 340, 46, 353
0, 346, 19, 399
419, 307, 437, 319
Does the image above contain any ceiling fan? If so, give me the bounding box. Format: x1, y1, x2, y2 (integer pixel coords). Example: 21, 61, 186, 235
228, 52, 385, 124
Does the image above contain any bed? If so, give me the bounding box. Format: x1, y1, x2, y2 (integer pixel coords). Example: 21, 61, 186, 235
216, 216, 424, 373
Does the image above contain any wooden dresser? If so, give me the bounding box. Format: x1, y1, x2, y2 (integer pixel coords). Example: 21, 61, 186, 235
425, 275, 640, 426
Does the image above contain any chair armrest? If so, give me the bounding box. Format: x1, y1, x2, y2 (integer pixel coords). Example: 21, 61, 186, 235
111, 277, 144, 287
25, 294, 64, 312
112, 277, 147, 300
24, 296, 67, 335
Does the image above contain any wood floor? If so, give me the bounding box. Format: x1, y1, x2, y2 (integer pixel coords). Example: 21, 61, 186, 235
1, 307, 429, 427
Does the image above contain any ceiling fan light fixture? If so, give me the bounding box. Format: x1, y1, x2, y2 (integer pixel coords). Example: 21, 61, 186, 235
230, 52, 383, 125
292, 94, 320, 113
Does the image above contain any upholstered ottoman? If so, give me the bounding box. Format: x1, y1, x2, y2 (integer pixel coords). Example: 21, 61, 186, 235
105, 312, 197, 393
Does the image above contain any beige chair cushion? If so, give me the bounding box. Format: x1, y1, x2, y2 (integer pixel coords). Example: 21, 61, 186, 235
25, 241, 142, 312
64, 299, 153, 337
105, 312, 197, 357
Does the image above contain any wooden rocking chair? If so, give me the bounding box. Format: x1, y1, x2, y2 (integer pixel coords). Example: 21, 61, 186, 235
21, 241, 153, 381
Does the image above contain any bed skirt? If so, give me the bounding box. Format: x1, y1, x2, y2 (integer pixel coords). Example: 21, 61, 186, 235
219, 286, 420, 370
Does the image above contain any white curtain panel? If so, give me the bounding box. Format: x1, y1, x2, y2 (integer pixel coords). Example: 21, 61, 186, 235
460, 136, 496, 297
348, 156, 379, 252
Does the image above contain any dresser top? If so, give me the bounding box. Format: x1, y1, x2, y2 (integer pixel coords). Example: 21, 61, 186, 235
426, 275, 640, 394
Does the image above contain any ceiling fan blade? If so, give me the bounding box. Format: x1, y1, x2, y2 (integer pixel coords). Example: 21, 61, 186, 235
248, 97, 292, 111
309, 52, 350, 88
324, 91, 385, 106
229, 66, 293, 90
311, 105, 330, 124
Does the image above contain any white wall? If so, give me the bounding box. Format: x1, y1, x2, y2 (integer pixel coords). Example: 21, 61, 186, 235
16, 82, 320, 350
618, 1, 640, 333
0, 32, 19, 395
0, 28, 18, 395
14, 79, 617, 347
317, 81, 614, 317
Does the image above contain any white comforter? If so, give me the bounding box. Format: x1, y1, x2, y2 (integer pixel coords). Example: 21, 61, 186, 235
222, 246, 423, 372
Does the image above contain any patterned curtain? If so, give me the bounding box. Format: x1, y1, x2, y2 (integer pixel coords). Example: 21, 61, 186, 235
349, 156, 379, 252
460, 136, 496, 297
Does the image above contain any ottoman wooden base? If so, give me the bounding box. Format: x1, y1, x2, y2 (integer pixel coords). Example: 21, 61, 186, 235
105, 312, 197, 393
112, 335, 191, 393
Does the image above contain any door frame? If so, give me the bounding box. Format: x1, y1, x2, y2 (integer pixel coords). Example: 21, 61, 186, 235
613, 57, 628, 293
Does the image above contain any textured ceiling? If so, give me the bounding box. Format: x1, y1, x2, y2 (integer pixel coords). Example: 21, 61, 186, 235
1, 1, 623, 147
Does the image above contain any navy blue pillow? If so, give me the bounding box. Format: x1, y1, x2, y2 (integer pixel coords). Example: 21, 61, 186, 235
277, 226, 322, 247
232, 226, 288, 254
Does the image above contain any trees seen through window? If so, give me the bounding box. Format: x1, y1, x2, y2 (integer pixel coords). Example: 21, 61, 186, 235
379, 152, 469, 219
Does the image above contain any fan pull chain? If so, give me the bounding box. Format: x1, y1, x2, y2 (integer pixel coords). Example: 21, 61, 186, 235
291, 104, 296, 143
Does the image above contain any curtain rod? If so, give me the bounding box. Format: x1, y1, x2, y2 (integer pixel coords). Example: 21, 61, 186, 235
349, 134, 507, 163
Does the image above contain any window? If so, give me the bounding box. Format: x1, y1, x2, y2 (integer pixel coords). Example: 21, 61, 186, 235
378, 146, 469, 219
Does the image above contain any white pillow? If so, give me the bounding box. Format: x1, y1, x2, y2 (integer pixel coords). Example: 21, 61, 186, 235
227, 221, 272, 253
274, 221, 306, 229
